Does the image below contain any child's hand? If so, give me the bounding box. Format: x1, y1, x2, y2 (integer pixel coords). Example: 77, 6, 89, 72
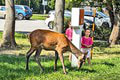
87, 45, 92, 48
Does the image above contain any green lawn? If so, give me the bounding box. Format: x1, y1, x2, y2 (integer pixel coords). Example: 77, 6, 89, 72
0, 54, 120, 80
0, 32, 120, 80
31, 14, 48, 20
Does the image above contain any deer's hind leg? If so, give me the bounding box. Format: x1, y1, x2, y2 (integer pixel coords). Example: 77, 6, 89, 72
26, 47, 35, 70
34, 48, 44, 72
54, 51, 58, 71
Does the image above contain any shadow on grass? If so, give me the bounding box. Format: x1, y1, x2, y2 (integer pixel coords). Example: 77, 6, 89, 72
67, 64, 96, 73
80, 68, 96, 73
0, 44, 30, 52
0, 54, 98, 79
92, 61, 115, 67
0, 54, 58, 79
102, 61, 115, 66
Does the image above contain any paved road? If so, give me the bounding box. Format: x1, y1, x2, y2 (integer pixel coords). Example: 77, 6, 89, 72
0, 19, 49, 33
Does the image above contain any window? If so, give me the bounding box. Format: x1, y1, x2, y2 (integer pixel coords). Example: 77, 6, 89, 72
84, 11, 93, 16
15, 6, 23, 10
24, 6, 31, 10
85, 11, 98, 17
0, 7, 6, 11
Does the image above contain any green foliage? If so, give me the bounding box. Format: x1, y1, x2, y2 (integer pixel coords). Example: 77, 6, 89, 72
47, 0, 83, 11
65, 0, 83, 10
48, 0, 55, 10
30, 0, 40, 13
63, 17, 71, 33
2, 0, 119, 14
0, 0, 85, 13
94, 26, 111, 40
0, 0, 5, 5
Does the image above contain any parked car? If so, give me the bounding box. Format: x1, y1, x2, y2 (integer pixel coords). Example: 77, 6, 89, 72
84, 18, 94, 28
0, 6, 18, 19
0, 6, 6, 18
84, 11, 111, 28
45, 10, 71, 29
45, 10, 111, 29
0, 5, 32, 20
15, 5, 32, 20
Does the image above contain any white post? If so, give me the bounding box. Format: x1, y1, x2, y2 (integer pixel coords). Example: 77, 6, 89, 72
71, 26, 83, 67
43, 5, 46, 14
42, 0, 47, 14
71, 8, 84, 67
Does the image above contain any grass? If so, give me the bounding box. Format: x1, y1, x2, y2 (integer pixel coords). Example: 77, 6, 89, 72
93, 45, 120, 54
0, 32, 120, 80
0, 54, 120, 80
31, 14, 48, 20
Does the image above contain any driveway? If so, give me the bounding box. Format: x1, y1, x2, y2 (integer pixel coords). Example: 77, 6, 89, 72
0, 19, 49, 33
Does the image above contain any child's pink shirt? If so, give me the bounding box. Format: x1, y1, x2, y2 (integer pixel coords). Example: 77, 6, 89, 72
81, 36, 93, 48
65, 28, 73, 41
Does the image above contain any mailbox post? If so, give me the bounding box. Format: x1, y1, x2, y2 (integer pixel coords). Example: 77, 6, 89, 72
42, 0, 47, 14
71, 8, 84, 67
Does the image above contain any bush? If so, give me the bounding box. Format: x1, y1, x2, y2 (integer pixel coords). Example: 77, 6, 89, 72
94, 26, 111, 40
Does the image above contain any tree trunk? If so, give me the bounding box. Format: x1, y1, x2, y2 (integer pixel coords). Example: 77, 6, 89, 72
109, 3, 120, 47
54, 0, 65, 33
106, 3, 114, 30
0, 0, 17, 48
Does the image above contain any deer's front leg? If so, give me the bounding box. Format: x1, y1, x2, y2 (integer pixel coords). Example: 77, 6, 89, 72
57, 50, 67, 74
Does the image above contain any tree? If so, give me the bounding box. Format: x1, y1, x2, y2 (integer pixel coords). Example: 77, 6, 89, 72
54, 0, 65, 33
0, 0, 17, 48
105, 0, 120, 46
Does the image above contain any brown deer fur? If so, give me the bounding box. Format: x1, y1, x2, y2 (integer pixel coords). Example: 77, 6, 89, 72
26, 29, 85, 74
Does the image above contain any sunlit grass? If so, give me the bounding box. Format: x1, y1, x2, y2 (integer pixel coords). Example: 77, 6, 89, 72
31, 14, 48, 20
0, 54, 120, 80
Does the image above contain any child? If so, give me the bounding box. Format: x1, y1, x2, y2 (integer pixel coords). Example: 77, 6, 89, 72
65, 21, 73, 61
81, 29, 93, 65
65, 21, 73, 41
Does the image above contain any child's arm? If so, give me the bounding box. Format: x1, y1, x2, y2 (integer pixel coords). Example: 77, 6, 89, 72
87, 45, 92, 48
81, 43, 88, 47
81, 43, 92, 48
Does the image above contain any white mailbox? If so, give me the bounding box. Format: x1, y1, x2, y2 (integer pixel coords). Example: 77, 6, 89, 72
71, 8, 84, 27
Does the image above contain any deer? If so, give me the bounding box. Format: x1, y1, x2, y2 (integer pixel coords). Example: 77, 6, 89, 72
26, 29, 86, 74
